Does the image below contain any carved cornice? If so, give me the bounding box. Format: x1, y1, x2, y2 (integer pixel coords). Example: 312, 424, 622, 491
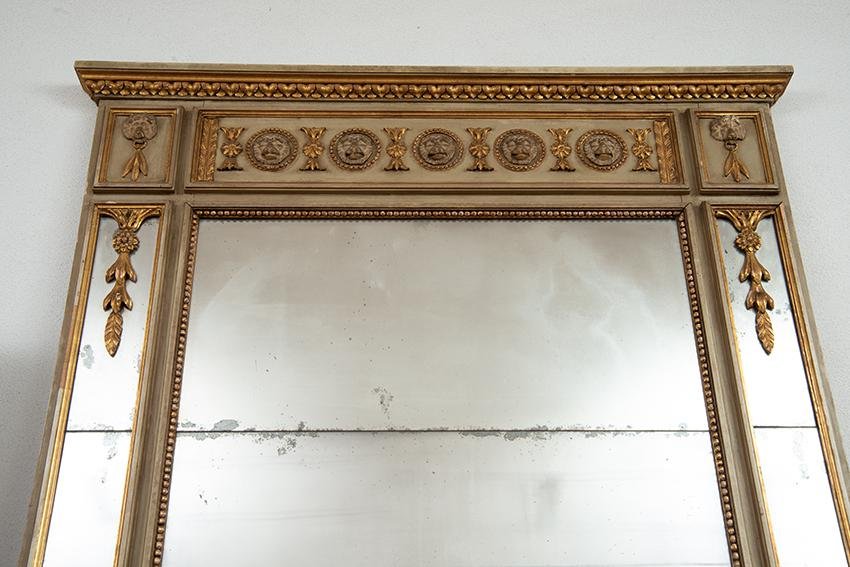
75, 62, 793, 104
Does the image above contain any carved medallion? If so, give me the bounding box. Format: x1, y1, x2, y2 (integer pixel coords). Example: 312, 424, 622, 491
576, 129, 628, 171
494, 129, 545, 172
710, 115, 750, 183
245, 128, 298, 171
329, 128, 381, 171
120, 114, 158, 181
412, 129, 464, 170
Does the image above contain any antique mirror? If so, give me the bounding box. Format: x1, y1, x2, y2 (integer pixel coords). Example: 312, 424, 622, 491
20, 62, 850, 567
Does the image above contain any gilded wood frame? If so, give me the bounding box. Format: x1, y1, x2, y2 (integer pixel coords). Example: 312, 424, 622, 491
19, 62, 849, 567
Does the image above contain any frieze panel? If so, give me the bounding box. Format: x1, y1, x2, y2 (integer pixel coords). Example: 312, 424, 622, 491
188, 110, 684, 190
94, 108, 180, 190
690, 109, 777, 193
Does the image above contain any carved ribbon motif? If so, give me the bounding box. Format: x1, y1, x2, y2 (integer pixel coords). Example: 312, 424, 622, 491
710, 115, 750, 183
101, 207, 160, 357
120, 114, 158, 181
716, 208, 775, 354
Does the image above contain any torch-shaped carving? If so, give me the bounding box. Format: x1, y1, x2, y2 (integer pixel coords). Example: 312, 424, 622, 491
717, 208, 775, 354
102, 207, 160, 356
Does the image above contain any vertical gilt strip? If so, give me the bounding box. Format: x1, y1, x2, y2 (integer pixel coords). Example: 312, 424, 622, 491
194, 117, 219, 182
653, 119, 678, 184
678, 211, 742, 567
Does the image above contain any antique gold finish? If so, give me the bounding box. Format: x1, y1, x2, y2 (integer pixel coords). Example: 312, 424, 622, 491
31, 63, 850, 567
627, 127, 657, 172
96, 108, 177, 188
653, 119, 679, 184
217, 127, 244, 171
120, 114, 158, 181
101, 207, 160, 357
547, 128, 575, 172
245, 128, 299, 172
692, 110, 775, 191
494, 129, 546, 172
773, 206, 850, 560
576, 129, 628, 171
146, 206, 745, 567
184, 109, 683, 188
466, 127, 494, 172
382, 127, 409, 171
30, 204, 164, 567
412, 128, 464, 170
75, 62, 792, 104
299, 127, 326, 171
677, 210, 742, 567
193, 116, 218, 182
328, 128, 382, 171
711, 116, 750, 183
715, 209, 776, 354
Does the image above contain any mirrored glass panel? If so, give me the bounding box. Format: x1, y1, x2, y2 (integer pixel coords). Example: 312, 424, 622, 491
43, 212, 160, 567
164, 217, 729, 566
717, 216, 814, 427
42, 432, 131, 567
180, 219, 708, 432
716, 213, 846, 566
754, 428, 845, 566
67, 217, 159, 431
165, 431, 728, 567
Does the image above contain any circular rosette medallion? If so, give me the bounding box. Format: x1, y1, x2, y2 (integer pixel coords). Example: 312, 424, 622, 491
494, 129, 546, 172
576, 129, 628, 171
329, 128, 382, 171
245, 128, 299, 171
412, 129, 464, 170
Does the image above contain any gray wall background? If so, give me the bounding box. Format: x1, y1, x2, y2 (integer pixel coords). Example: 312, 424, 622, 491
2, 1, 849, 564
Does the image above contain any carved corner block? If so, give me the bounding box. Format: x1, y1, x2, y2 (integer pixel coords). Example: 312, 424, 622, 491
689, 109, 777, 193
94, 107, 180, 191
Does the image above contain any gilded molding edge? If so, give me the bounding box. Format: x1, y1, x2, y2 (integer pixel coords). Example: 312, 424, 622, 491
76, 64, 792, 103
715, 208, 776, 354
773, 206, 850, 561
653, 119, 679, 184
151, 207, 742, 567
677, 210, 742, 567
194, 116, 218, 182
101, 206, 161, 357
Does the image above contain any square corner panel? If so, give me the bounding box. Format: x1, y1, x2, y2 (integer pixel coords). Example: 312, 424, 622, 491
94, 107, 180, 190
690, 109, 777, 193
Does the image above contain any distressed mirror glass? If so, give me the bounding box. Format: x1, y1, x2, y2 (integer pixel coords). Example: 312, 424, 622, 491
163, 217, 730, 566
